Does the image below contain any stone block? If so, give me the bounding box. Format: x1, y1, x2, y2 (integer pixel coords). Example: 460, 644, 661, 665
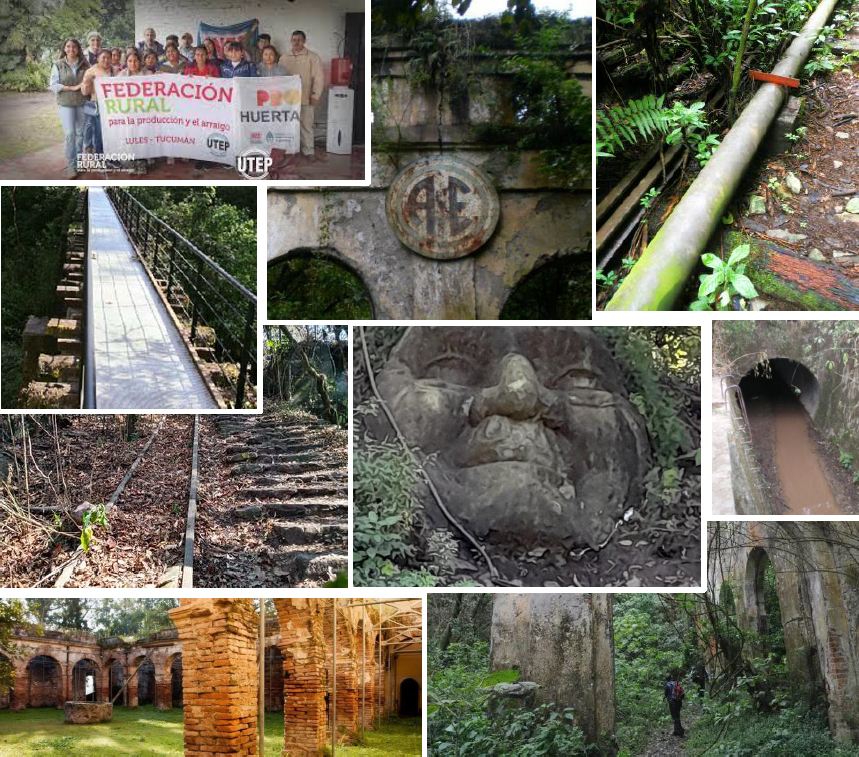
64, 702, 113, 724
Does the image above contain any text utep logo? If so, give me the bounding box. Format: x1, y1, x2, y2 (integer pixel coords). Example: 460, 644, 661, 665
237, 147, 272, 180
257, 89, 301, 107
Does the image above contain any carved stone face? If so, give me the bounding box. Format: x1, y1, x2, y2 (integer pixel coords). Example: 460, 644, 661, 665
375, 327, 651, 549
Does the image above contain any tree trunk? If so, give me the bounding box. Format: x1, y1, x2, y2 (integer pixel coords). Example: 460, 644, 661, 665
294, 343, 338, 424
439, 595, 464, 652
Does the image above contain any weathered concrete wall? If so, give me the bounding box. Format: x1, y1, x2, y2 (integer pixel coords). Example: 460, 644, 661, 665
717, 321, 859, 512
267, 33, 591, 319
709, 522, 859, 743
490, 595, 614, 749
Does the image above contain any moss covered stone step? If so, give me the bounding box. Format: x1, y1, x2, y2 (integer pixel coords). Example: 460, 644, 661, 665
272, 521, 349, 545
234, 499, 348, 520
38, 353, 80, 382
20, 381, 78, 409
229, 460, 340, 476
46, 317, 82, 338
239, 483, 347, 499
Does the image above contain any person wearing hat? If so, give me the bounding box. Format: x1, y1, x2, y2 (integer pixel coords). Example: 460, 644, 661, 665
179, 33, 196, 61
252, 33, 271, 65
85, 32, 102, 65
279, 31, 324, 157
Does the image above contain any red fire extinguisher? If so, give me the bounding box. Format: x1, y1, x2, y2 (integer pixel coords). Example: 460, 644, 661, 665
331, 57, 352, 86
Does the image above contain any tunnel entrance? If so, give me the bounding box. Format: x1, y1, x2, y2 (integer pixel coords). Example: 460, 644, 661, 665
399, 678, 420, 717
738, 359, 843, 515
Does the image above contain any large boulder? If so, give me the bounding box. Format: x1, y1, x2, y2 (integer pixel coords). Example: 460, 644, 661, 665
64, 701, 113, 724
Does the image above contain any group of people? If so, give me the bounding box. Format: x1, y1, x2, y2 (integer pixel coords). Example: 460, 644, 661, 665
51, 27, 324, 177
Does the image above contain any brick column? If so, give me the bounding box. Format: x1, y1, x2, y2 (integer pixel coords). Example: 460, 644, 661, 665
10, 662, 28, 711
332, 619, 358, 742
273, 599, 327, 757
127, 666, 139, 708
360, 653, 376, 731
155, 675, 172, 711
169, 599, 259, 756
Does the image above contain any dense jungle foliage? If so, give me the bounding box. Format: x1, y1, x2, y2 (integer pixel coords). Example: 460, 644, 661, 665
267, 255, 374, 320
0, 0, 134, 90
353, 327, 701, 587
1, 186, 77, 406
263, 325, 348, 428
126, 187, 256, 293
428, 555, 859, 756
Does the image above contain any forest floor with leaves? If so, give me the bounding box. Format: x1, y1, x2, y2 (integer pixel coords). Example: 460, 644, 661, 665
0, 415, 192, 588
638, 699, 702, 757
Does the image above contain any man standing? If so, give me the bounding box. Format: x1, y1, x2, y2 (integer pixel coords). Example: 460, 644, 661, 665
664, 673, 686, 737
179, 33, 196, 61
218, 42, 257, 78
137, 28, 165, 58
279, 30, 323, 158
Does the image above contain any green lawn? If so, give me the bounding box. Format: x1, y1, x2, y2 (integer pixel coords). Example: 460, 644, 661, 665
0, 707, 421, 756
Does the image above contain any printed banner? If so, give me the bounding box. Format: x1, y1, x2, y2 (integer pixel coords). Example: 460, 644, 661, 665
96, 74, 301, 165
235, 76, 301, 155
198, 18, 258, 58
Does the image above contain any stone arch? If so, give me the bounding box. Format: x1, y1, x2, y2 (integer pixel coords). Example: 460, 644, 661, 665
720, 582, 737, 618
499, 254, 591, 320
169, 653, 183, 708
71, 658, 99, 702
132, 656, 156, 706
745, 546, 772, 638
0, 653, 11, 709
267, 248, 376, 319
26, 655, 63, 708
264, 646, 284, 712
739, 357, 820, 418
399, 677, 420, 717
106, 658, 125, 705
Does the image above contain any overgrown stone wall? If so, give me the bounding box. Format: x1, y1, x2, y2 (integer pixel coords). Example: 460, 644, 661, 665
490, 594, 615, 750
709, 522, 859, 743
268, 29, 591, 319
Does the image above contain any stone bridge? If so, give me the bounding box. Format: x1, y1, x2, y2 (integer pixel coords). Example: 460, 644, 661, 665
709, 521, 859, 743
716, 320, 859, 513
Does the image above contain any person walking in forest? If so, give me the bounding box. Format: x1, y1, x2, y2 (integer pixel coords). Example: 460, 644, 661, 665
49, 38, 89, 178
664, 672, 686, 737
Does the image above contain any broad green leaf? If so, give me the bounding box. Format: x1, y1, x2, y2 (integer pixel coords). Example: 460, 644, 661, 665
727, 244, 751, 267
730, 273, 758, 299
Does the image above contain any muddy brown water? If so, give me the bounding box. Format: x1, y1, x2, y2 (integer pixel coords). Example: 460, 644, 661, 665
742, 376, 842, 514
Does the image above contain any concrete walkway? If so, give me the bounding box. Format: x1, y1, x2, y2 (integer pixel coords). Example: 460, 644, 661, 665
89, 187, 216, 409
711, 372, 736, 516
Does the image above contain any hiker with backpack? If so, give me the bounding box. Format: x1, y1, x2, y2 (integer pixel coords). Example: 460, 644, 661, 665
664, 672, 686, 737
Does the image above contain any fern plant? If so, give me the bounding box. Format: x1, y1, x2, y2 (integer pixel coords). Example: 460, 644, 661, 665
596, 94, 675, 156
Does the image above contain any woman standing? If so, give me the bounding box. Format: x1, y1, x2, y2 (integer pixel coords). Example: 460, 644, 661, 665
117, 51, 151, 174
81, 49, 113, 159
257, 46, 287, 76
110, 47, 124, 75
49, 38, 89, 178
184, 46, 220, 77
203, 38, 221, 66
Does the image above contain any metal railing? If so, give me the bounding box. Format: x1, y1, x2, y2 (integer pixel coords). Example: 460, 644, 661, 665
105, 187, 257, 408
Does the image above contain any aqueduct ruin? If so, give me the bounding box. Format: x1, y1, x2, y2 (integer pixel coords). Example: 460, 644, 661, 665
709, 521, 859, 743
1, 598, 423, 755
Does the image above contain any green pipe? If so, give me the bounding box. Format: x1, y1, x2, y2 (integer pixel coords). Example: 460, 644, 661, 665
729, 0, 758, 120
606, 0, 839, 311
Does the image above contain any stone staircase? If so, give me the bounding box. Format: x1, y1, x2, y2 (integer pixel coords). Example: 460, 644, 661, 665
213, 415, 348, 585
20, 191, 87, 408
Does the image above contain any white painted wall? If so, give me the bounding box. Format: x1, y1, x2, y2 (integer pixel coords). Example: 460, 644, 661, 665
134, 0, 365, 135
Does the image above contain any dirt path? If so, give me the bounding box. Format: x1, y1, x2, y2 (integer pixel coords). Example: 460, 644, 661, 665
743, 378, 856, 514
194, 410, 348, 587
0, 92, 63, 163
640, 700, 702, 757
718, 9, 859, 296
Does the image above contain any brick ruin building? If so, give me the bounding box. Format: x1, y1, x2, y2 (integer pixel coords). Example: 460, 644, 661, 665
1, 598, 423, 755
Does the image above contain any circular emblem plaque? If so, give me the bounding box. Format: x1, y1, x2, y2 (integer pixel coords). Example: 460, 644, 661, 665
386, 157, 500, 260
